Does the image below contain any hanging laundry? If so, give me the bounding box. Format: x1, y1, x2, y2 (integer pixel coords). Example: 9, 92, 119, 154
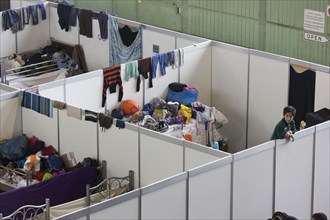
158, 53, 167, 76
57, 3, 73, 32
102, 65, 124, 107
97, 11, 108, 40
68, 7, 79, 27
108, 15, 142, 66
84, 110, 98, 123
37, 3, 46, 20
29, 5, 39, 25
79, 9, 93, 38
39, 96, 53, 118
21, 91, 32, 109
2, 9, 19, 31
67, 104, 82, 120
137, 57, 153, 92
119, 25, 139, 47
53, 100, 66, 110
151, 54, 159, 78
125, 60, 139, 81
22, 7, 30, 25
99, 113, 113, 131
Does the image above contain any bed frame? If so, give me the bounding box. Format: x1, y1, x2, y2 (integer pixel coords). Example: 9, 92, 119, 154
86, 170, 134, 206
0, 198, 50, 220
0, 165, 32, 192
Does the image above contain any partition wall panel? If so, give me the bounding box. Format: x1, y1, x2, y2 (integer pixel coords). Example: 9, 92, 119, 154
0, 12, 16, 58
49, 6, 78, 46
98, 122, 139, 189
141, 174, 186, 220
58, 109, 98, 162
142, 28, 176, 58
232, 142, 274, 219
65, 70, 104, 113
22, 107, 58, 151
38, 79, 65, 102
180, 42, 212, 106
90, 193, 140, 220
139, 127, 184, 187
313, 122, 330, 217
248, 52, 289, 148
0, 96, 21, 140
211, 43, 249, 153
274, 128, 315, 219
188, 159, 232, 220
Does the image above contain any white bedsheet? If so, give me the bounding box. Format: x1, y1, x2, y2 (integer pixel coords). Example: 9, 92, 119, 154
7, 68, 67, 89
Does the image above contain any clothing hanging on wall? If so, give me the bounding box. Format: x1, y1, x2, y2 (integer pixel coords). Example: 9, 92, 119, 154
79, 9, 93, 38
119, 25, 138, 47
288, 64, 316, 128
108, 15, 142, 66
102, 65, 123, 107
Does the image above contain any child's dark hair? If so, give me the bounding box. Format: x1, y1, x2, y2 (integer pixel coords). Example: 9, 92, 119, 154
283, 106, 296, 116
312, 213, 328, 220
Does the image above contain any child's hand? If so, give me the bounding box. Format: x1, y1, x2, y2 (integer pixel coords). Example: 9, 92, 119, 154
285, 131, 294, 142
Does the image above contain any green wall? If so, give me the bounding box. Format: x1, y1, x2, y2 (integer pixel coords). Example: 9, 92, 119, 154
74, 0, 330, 66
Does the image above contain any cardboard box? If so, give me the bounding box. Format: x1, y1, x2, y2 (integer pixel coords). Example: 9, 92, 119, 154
60, 151, 77, 168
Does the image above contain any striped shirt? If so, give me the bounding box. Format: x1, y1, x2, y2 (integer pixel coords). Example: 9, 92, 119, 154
102, 65, 123, 107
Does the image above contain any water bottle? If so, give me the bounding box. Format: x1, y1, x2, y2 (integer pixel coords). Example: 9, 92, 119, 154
213, 142, 219, 150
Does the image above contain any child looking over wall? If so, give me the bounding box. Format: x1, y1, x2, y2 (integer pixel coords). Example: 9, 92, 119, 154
271, 106, 297, 142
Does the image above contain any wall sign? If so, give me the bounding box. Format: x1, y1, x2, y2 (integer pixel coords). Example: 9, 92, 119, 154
304, 32, 328, 43
304, 9, 325, 33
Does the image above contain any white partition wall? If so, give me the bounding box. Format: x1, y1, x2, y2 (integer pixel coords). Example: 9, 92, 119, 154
98, 122, 139, 189
90, 190, 140, 220
184, 141, 228, 171
141, 173, 187, 220
142, 28, 176, 58
10, 0, 21, 8
58, 109, 98, 162
0, 12, 17, 58
22, 107, 58, 150
0, 92, 21, 140
248, 51, 289, 148
313, 121, 330, 216
16, 3, 50, 53
188, 157, 232, 220
180, 41, 212, 106
212, 42, 249, 153
80, 19, 109, 71
232, 142, 274, 219
139, 127, 184, 187
49, 5, 79, 46
274, 127, 315, 219
315, 70, 330, 110
65, 70, 104, 113
38, 79, 65, 102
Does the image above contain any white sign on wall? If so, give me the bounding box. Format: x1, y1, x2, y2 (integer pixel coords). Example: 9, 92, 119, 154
304, 9, 325, 33
304, 32, 328, 43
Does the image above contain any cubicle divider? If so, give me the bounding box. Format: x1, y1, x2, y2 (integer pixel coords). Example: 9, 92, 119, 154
141, 172, 187, 220
232, 141, 275, 219
0, 85, 21, 140
274, 127, 315, 219
180, 41, 212, 106
98, 121, 139, 190
188, 156, 232, 220
313, 121, 330, 215
211, 42, 249, 153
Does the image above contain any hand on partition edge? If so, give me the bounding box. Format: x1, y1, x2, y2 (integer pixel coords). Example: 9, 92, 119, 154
285, 131, 294, 142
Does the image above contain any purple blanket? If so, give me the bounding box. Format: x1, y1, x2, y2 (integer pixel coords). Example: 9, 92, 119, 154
0, 166, 98, 217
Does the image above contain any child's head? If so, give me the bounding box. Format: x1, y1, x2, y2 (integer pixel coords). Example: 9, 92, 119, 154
312, 213, 328, 220
283, 106, 296, 124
